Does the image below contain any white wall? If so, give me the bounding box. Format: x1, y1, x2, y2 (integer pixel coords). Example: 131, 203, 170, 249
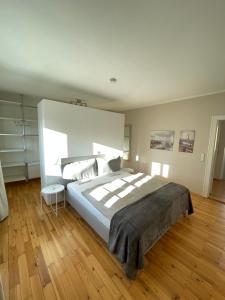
214, 121, 225, 180
125, 92, 225, 195
38, 99, 124, 187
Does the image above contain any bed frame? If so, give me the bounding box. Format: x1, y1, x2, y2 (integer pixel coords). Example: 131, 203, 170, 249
61, 154, 110, 242
60, 154, 105, 165
60, 154, 104, 170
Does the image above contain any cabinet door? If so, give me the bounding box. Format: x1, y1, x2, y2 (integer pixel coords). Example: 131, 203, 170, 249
0, 161, 8, 221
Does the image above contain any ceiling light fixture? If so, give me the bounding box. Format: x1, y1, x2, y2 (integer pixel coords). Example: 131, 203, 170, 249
110, 77, 117, 83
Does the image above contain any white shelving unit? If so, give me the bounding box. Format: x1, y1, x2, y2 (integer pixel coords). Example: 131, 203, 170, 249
0, 96, 40, 183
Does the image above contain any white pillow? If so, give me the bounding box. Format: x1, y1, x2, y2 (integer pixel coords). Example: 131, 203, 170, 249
96, 157, 112, 176
63, 159, 95, 180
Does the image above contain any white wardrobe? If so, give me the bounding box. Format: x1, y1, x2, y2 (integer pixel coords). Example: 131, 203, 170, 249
38, 99, 125, 187
0, 161, 8, 221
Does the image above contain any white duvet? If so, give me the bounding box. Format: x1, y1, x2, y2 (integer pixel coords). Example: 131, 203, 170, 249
80, 171, 168, 219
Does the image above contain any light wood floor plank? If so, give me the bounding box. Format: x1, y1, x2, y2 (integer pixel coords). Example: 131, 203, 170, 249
1, 180, 225, 299
30, 274, 45, 300
18, 253, 32, 300
0, 261, 9, 300
43, 282, 57, 300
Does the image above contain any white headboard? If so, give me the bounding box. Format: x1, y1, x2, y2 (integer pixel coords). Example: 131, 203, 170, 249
60, 154, 104, 168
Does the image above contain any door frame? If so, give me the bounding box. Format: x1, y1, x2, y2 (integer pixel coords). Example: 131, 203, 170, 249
203, 115, 225, 197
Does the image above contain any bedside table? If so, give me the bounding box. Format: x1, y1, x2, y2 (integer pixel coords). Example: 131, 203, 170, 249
40, 184, 65, 216
121, 168, 134, 174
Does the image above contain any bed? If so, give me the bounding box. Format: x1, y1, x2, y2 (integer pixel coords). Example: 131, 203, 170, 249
62, 156, 193, 279
67, 172, 115, 242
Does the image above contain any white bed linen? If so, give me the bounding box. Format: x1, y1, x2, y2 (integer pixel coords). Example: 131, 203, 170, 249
70, 170, 130, 193
66, 170, 130, 241
67, 182, 111, 228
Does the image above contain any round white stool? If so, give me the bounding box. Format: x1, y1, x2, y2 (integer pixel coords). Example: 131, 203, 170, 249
40, 184, 65, 216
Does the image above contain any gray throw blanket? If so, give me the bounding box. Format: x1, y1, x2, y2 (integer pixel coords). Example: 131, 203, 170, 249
108, 182, 193, 279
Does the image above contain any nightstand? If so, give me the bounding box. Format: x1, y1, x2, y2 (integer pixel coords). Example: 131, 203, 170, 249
40, 184, 65, 216
121, 168, 134, 174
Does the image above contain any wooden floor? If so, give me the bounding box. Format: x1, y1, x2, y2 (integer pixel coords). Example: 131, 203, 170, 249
211, 179, 225, 203
1, 180, 225, 300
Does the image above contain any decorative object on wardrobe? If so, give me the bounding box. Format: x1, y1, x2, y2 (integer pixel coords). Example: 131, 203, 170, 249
71, 99, 87, 107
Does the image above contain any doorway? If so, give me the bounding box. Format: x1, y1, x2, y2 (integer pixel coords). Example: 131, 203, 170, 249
210, 120, 225, 202
203, 115, 225, 200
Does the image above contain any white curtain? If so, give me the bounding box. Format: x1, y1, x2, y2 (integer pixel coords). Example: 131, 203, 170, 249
0, 161, 8, 221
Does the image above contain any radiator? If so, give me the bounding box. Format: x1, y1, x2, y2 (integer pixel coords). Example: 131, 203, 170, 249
28, 162, 40, 179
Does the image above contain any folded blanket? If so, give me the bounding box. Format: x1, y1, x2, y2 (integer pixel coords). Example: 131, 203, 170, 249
108, 182, 193, 279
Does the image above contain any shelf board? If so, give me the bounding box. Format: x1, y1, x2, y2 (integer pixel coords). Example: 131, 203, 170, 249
0, 99, 22, 106
0, 100, 37, 109
0, 117, 37, 124
27, 161, 40, 165
2, 162, 26, 168
0, 117, 23, 121
0, 133, 23, 136
1, 161, 40, 167
0, 133, 38, 137
4, 175, 26, 183
24, 119, 37, 123
0, 148, 25, 153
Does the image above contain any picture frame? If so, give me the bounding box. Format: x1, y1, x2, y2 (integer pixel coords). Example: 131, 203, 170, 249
179, 130, 195, 153
150, 130, 175, 151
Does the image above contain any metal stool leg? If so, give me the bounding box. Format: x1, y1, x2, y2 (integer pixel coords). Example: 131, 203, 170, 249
40, 192, 43, 212
50, 193, 52, 210
56, 192, 58, 216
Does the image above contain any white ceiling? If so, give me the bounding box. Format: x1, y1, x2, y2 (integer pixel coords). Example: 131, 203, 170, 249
0, 0, 225, 111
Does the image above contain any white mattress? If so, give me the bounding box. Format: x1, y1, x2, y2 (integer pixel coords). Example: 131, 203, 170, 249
66, 170, 130, 241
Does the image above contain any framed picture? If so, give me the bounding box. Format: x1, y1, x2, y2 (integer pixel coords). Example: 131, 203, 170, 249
179, 130, 195, 153
150, 130, 175, 151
